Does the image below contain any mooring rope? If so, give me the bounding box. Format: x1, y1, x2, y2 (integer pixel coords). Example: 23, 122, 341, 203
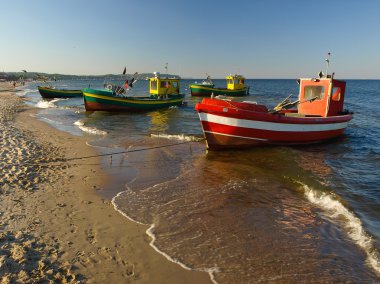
8, 139, 203, 167
23, 140, 203, 165
64, 140, 192, 162
13, 141, 196, 166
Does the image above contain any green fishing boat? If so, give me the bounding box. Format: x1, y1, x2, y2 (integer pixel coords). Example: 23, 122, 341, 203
83, 73, 184, 112
190, 74, 249, 97
190, 75, 214, 89
38, 86, 83, 98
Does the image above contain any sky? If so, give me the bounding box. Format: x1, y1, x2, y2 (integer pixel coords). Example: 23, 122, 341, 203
1, 0, 380, 79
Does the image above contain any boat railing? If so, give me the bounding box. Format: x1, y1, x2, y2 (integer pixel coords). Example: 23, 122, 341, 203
103, 83, 127, 96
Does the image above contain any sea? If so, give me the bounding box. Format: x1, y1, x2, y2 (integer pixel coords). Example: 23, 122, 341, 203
17, 78, 380, 283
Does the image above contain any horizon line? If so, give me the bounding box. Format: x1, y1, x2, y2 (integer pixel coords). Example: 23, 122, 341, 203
1, 71, 379, 81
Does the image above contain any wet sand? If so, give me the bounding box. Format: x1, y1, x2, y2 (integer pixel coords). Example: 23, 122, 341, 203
0, 82, 211, 283
111, 145, 380, 283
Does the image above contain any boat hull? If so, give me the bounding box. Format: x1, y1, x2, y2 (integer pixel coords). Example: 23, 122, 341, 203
195, 99, 353, 150
190, 84, 248, 97
38, 86, 82, 98
83, 88, 184, 112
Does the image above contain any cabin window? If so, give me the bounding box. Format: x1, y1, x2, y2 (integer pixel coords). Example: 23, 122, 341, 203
304, 86, 325, 100
239, 79, 244, 84
160, 81, 170, 88
151, 81, 157, 90
172, 81, 178, 89
331, 87, 341, 101
228, 79, 233, 85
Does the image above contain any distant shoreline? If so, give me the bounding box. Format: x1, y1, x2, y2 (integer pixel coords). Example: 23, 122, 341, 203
2, 73, 379, 82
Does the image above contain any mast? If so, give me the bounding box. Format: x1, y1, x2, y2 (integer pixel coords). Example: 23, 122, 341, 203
325, 52, 331, 77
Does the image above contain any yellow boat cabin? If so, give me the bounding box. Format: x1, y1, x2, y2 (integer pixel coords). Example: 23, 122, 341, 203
190, 73, 249, 97
226, 74, 246, 90
149, 72, 180, 96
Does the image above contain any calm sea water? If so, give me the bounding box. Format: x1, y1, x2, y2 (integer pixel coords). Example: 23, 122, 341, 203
18, 78, 380, 282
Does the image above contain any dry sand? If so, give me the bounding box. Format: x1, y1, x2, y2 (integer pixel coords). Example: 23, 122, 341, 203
0, 82, 211, 283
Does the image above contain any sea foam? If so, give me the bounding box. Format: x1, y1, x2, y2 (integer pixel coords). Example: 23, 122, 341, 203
35, 99, 63, 109
301, 183, 380, 275
16, 88, 34, 97
146, 224, 219, 284
74, 120, 107, 135
150, 133, 203, 142
111, 186, 220, 284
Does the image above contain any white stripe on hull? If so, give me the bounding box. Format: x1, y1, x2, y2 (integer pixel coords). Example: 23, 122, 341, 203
204, 130, 269, 141
198, 113, 349, 132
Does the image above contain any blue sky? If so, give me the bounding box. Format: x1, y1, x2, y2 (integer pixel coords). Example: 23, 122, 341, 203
1, 0, 379, 78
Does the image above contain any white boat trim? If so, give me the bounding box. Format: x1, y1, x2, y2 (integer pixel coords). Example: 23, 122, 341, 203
199, 113, 349, 132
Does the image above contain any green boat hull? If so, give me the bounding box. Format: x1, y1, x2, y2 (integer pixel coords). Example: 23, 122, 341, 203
189, 84, 248, 97
38, 86, 82, 98
83, 88, 184, 112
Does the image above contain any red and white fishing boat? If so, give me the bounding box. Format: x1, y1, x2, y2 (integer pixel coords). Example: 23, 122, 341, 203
195, 71, 353, 150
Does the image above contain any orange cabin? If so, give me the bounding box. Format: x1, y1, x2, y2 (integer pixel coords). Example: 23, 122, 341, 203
297, 77, 346, 117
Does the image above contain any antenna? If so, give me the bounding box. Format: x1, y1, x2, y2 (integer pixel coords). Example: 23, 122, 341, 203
325, 52, 331, 76
165, 62, 168, 78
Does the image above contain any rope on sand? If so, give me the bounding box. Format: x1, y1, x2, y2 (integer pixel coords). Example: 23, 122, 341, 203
65, 141, 193, 162
24, 140, 198, 165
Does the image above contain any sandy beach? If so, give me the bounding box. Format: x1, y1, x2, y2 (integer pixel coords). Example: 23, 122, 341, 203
0, 82, 211, 283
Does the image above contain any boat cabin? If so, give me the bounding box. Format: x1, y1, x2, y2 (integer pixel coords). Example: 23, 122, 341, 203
297, 77, 346, 117
149, 72, 180, 96
226, 74, 246, 90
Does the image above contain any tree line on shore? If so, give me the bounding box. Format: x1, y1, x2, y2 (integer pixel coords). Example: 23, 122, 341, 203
0, 72, 159, 82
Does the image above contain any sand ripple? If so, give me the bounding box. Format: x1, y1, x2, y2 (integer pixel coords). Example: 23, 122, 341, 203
0, 231, 77, 283
0, 95, 66, 190
0, 92, 78, 282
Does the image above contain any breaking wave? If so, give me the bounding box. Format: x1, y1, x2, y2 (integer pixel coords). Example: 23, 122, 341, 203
35, 99, 63, 109
300, 183, 380, 275
74, 120, 107, 135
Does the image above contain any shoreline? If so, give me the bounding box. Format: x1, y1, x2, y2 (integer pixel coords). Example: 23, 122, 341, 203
0, 83, 211, 283
2, 82, 379, 283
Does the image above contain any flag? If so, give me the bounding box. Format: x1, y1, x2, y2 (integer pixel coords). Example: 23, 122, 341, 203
123, 79, 129, 89
129, 72, 138, 88
122, 67, 126, 75
326, 52, 331, 63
